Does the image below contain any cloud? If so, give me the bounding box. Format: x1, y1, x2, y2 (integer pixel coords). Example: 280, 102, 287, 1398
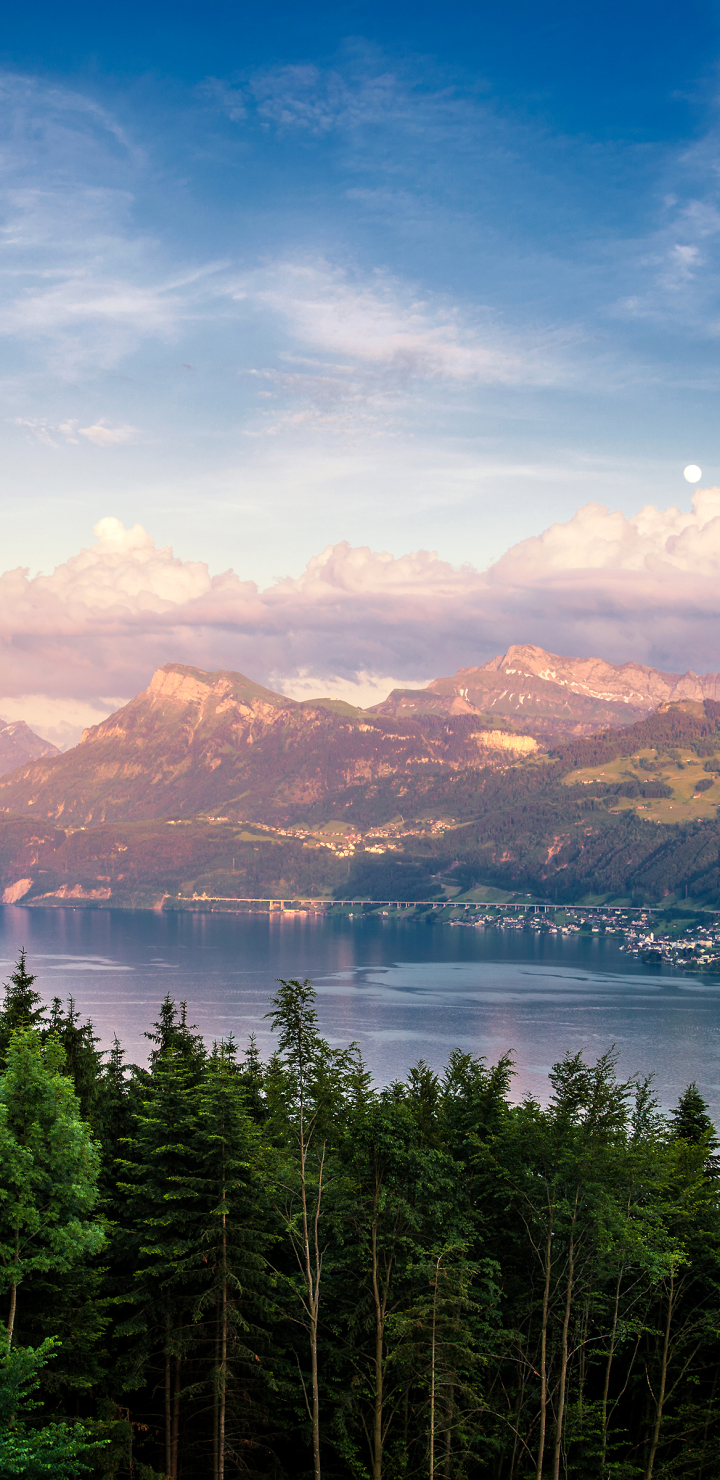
0, 695, 122, 750
3, 494, 720, 744
243, 260, 568, 393
12, 416, 139, 446
78, 421, 139, 445
203, 61, 417, 138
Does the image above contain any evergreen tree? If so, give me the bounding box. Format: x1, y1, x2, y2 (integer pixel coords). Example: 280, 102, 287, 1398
0, 1028, 105, 1350
265, 978, 366, 1480
46, 997, 104, 1127
0, 950, 46, 1063
116, 997, 206, 1479
190, 1040, 274, 1480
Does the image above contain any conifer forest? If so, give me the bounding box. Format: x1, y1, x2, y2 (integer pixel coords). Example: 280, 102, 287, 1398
2, 952, 720, 1480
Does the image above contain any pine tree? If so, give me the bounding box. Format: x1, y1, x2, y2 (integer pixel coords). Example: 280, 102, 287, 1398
47, 997, 103, 1127
191, 1040, 274, 1480
266, 978, 365, 1480
0, 950, 46, 1063
117, 997, 206, 1479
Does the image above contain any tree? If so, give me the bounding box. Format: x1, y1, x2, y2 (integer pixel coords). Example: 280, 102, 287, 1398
116, 998, 206, 1479
0, 1338, 106, 1477
46, 997, 103, 1127
0, 1029, 105, 1350
337, 1083, 471, 1480
266, 978, 366, 1480
192, 1040, 272, 1480
0, 951, 46, 1063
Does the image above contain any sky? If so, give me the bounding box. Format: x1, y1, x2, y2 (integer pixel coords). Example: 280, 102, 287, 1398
2, 0, 720, 745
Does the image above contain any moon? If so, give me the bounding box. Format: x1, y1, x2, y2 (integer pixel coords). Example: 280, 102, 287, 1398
684, 464, 702, 483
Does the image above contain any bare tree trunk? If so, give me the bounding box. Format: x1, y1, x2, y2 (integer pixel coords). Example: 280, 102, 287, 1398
601, 1268, 623, 1475
645, 1276, 675, 1480
444, 1385, 453, 1480
6, 1230, 19, 1352
299, 1090, 324, 1480
371, 1204, 384, 1480
219, 1202, 227, 1480
536, 1220, 553, 1480
165, 1306, 172, 1480
6, 1283, 17, 1353
552, 1221, 576, 1480
171, 1354, 181, 1479
213, 1293, 219, 1480
430, 1253, 443, 1480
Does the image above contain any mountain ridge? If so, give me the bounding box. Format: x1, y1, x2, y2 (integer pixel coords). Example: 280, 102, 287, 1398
371, 644, 720, 734
0, 662, 535, 827
0, 718, 59, 775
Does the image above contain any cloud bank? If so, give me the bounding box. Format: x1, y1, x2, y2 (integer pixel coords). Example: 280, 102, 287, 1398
3, 491, 720, 744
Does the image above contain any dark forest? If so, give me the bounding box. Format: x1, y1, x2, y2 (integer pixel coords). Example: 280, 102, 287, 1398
1, 951, 719, 1479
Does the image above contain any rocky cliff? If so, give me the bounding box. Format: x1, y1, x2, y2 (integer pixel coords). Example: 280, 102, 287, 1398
372, 644, 720, 735
0, 663, 533, 826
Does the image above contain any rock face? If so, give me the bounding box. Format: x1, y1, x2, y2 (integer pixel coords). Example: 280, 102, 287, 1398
372, 644, 720, 736
0, 719, 59, 776
0, 663, 533, 826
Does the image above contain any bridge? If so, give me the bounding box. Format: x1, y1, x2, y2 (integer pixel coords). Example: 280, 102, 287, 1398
174, 895, 663, 914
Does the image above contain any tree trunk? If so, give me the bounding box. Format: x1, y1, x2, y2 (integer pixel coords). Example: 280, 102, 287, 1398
6, 1229, 19, 1352
552, 1221, 576, 1480
165, 1306, 172, 1480
213, 1293, 220, 1480
299, 1094, 323, 1480
536, 1220, 553, 1480
219, 1202, 227, 1480
6, 1282, 17, 1353
171, 1354, 181, 1479
371, 1209, 384, 1480
645, 1275, 675, 1480
601, 1268, 623, 1476
430, 1254, 441, 1480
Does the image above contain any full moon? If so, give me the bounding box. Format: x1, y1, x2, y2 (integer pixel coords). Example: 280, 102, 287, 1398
684, 464, 702, 483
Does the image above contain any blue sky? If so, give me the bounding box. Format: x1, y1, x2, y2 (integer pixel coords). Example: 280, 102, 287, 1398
2, 1, 720, 741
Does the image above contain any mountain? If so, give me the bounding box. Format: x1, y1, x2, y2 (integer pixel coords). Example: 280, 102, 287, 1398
3, 697, 720, 910
372, 644, 720, 736
0, 718, 59, 775
0, 662, 537, 827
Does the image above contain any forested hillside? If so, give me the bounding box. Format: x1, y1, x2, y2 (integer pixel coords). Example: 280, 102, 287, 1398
2, 954, 720, 1479
3, 699, 720, 907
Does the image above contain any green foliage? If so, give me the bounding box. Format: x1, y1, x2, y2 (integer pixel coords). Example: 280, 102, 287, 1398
0, 950, 46, 1062
0, 1339, 106, 1476
5, 952, 720, 1478
0, 1028, 105, 1348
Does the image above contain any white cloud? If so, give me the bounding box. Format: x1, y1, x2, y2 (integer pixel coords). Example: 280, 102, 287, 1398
12, 416, 139, 447
78, 421, 139, 445
4, 495, 720, 746
491, 487, 720, 578
243, 260, 569, 394
0, 694, 121, 750
273, 670, 433, 708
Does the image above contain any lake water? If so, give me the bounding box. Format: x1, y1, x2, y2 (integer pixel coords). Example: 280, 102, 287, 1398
2, 904, 720, 1115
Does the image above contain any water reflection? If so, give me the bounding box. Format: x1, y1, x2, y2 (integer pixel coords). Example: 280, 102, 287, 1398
0, 905, 718, 1114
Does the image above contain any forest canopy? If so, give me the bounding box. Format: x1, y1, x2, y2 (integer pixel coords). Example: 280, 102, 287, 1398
0, 952, 719, 1479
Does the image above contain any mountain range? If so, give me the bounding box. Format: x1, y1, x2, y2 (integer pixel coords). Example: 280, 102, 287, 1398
2, 644, 720, 908
0, 661, 537, 827
3, 642, 720, 828
0, 718, 59, 776
374, 644, 720, 734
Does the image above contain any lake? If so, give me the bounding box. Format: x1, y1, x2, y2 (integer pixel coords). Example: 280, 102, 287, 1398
2, 903, 720, 1115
